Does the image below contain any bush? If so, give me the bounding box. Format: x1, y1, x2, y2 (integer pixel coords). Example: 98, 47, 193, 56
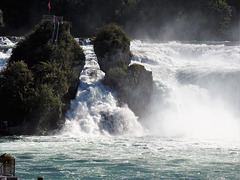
30, 84, 62, 134
93, 23, 131, 58
93, 24, 132, 73
9, 20, 54, 67
104, 65, 127, 88
0, 61, 63, 133
0, 61, 34, 126
32, 61, 69, 96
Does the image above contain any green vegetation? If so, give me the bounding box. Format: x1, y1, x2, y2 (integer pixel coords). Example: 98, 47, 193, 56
0, 61, 35, 127
0, 20, 85, 135
104, 63, 148, 90
114, 0, 235, 39
93, 24, 131, 58
93, 24, 132, 73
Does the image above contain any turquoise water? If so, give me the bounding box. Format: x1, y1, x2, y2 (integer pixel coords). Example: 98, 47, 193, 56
0, 136, 239, 179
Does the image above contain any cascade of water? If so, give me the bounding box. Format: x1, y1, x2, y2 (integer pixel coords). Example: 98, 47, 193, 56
1, 37, 239, 138
0, 37, 15, 47
0, 37, 15, 71
61, 40, 143, 136
130, 40, 240, 138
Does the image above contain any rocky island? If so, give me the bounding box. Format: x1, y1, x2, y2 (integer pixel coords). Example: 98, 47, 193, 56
0, 21, 153, 136
0, 19, 85, 135
93, 24, 153, 118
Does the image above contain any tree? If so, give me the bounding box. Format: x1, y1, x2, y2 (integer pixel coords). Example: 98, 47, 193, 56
0, 61, 34, 126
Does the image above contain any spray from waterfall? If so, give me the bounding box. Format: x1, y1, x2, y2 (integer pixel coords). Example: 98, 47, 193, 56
131, 40, 240, 139
60, 39, 144, 137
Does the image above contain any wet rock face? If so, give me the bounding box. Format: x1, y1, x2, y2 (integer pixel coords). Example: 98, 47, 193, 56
104, 63, 153, 117
97, 48, 131, 73
121, 65, 153, 117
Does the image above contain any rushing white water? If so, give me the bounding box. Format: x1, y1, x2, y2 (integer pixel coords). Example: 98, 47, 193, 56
0, 37, 15, 47
130, 40, 240, 138
60, 40, 240, 139
0, 37, 15, 70
1, 39, 240, 179
61, 39, 143, 136
1, 38, 239, 139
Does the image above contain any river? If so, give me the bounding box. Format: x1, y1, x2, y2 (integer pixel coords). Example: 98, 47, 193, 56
0, 38, 239, 179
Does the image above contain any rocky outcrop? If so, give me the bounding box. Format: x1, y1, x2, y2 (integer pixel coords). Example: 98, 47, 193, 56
0, 20, 85, 135
97, 48, 131, 73
104, 64, 153, 117
93, 24, 132, 73
94, 24, 153, 117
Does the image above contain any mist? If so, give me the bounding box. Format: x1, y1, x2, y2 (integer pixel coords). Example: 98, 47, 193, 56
0, 0, 239, 41
130, 40, 240, 139
115, 0, 240, 41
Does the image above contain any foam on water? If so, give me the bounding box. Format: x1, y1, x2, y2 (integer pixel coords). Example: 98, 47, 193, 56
0, 39, 240, 179
130, 40, 240, 139
0, 135, 239, 179
1, 38, 239, 139
61, 41, 144, 136
0, 49, 12, 70
0, 37, 17, 70
0, 37, 15, 71
0, 37, 15, 47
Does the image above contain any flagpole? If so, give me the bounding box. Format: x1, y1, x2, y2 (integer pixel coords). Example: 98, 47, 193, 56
48, 1, 51, 15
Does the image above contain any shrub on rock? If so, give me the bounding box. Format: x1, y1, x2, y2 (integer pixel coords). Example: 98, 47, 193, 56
93, 23, 132, 72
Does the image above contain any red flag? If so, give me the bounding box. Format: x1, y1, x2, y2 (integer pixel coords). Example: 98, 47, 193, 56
48, 1, 51, 9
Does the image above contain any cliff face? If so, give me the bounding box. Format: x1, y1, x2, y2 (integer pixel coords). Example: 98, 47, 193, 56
93, 24, 131, 72
94, 24, 153, 117
0, 20, 85, 135
97, 48, 131, 73
104, 64, 153, 117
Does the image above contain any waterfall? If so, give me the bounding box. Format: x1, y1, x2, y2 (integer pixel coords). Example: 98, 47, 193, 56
1, 37, 239, 138
61, 39, 143, 136
130, 40, 240, 138
0, 37, 15, 71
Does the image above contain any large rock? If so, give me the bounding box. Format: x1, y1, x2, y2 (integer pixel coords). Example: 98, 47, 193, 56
104, 64, 153, 117
93, 24, 131, 73
97, 48, 131, 73
0, 20, 85, 135
94, 24, 153, 117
